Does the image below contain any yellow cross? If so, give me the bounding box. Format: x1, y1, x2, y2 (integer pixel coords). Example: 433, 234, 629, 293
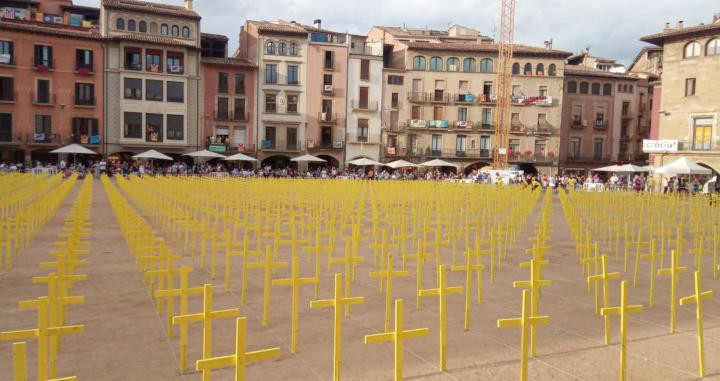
310, 273, 365, 381
248, 245, 288, 327
497, 289, 550, 381
224, 229, 262, 304
633, 238, 658, 306
588, 255, 620, 344
601, 281, 643, 381
272, 255, 318, 353
657, 249, 686, 333
513, 259, 551, 358
329, 240, 364, 317
196, 317, 281, 381
418, 265, 463, 371
451, 248, 484, 330
364, 299, 430, 381
370, 251, 409, 332
172, 284, 240, 381
679, 271, 713, 377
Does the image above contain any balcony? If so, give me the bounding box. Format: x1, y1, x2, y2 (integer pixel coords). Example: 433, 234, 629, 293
31, 92, 56, 105
167, 65, 184, 75
385, 146, 406, 156
347, 132, 381, 144
261, 140, 303, 151
565, 155, 611, 163
307, 139, 344, 150
508, 152, 556, 164
454, 93, 475, 104
452, 120, 474, 129
322, 84, 334, 96
407, 92, 427, 103
351, 100, 378, 111
214, 109, 232, 121
594, 120, 608, 130
477, 94, 497, 104
145, 64, 164, 73
0, 134, 22, 145
571, 119, 584, 129
318, 112, 338, 123
75, 64, 94, 75
124, 62, 142, 71
621, 111, 635, 121
426, 148, 492, 159
510, 123, 528, 134
33, 57, 54, 71
207, 137, 254, 154
510, 95, 557, 107
476, 122, 495, 132
430, 92, 449, 103
69, 134, 101, 145
0, 91, 16, 103
74, 95, 96, 107
383, 121, 406, 132
530, 123, 554, 135
26, 133, 61, 145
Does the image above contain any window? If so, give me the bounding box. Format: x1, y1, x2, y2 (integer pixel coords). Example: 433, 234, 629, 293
618, 83, 622, 92
233, 127, 246, 146
360, 59, 370, 80
692, 117, 713, 150
116, 18, 125, 30
595, 106, 606, 125
523, 63, 532, 75
146, 113, 163, 142
287, 128, 298, 149
146, 79, 163, 101
139, 21, 147, 33
71, 118, 99, 140
323, 74, 332, 86
536, 63, 544, 76
593, 138, 604, 159
287, 95, 298, 113
161, 24, 168, 35
0, 113, 11, 142
124, 48, 141, 70
124, 112, 142, 138
433, 106, 443, 120
171, 25, 179, 37
167, 115, 184, 140
483, 81, 493, 96
34, 45, 52, 68
357, 119, 369, 142
411, 105, 421, 119
629, 85, 633, 93
216, 97, 229, 119
76, 49, 93, 71
568, 137, 581, 158
579, 82, 589, 94
287, 65, 299, 84
431, 134, 442, 152
182, 27, 190, 39
463, 58, 476, 72
482, 108, 492, 126
447, 57, 460, 71
603, 83, 612, 96
534, 140, 546, 156
218, 72, 228, 93
539, 86, 548, 97
289, 42, 298, 56
429, 57, 443, 71
74, 83, 94, 106
0, 40, 13, 64
685, 78, 696, 96
234, 98, 245, 120
149, 22, 157, 34
391, 93, 399, 108
548, 64, 556, 76
456, 135, 467, 152
591, 83, 600, 95
387, 75, 404, 85
167, 52, 183, 74
265, 126, 276, 146
265, 64, 277, 84
512, 63, 520, 75
412, 56, 426, 70
708, 39, 720, 56
324, 51, 334, 69
36, 79, 50, 104
458, 107, 468, 121
167, 82, 184, 103
266, 41, 275, 55
127, 19, 136, 32
567, 81, 577, 93
35, 115, 51, 134
235, 74, 245, 94
145, 50, 162, 72
684, 41, 701, 58
480, 58, 493, 73
124, 78, 142, 99
572, 105, 583, 124
278, 42, 286, 55
265, 94, 276, 113
0, 77, 13, 101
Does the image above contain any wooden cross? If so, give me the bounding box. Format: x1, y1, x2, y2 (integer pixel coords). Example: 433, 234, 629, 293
370, 252, 409, 332
329, 240, 364, 317
248, 245, 287, 327
497, 290, 550, 381
513, 259, 551, 358
196, 317, 280, 381
272, 255, 317, 353
601, 281, 643, 381
364, 299, 429, 381
657, 249, 686, 333
451, 248, 484, 330
588, 255, 620, 344
679, 271, 713, 377
310, 273, 365, 381
418, 265, 463, 371
0, 297, 84, 381
172, 284, 240, 380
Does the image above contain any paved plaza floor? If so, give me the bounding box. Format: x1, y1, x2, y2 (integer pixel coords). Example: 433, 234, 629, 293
1, 180, 720, 380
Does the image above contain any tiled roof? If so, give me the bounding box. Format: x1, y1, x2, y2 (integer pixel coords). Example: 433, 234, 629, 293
0, 18, 101, 40
374, 26, 492, 41
248, 20, 308, 36
102, 0, 200, 20
108, 33, 197, 48
640, 22, 720, 45
201, 57, 256, 68
564, 65, 638, 80
404, 41, 573, 58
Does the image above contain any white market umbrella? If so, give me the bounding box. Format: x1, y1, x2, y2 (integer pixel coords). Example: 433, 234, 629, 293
419, 159, 458, 168
615, 164, 648, 172
290, 154, 326, 163
223, 153, 257, 162
183, 150, 226, 159
384, 159, 419, 169
132, 149, 173, 161
50, 144, 98, 155
655, 157, 712, 175
348, 157, 383, 166
641, 165, 655, 172
593, 164, 621, 172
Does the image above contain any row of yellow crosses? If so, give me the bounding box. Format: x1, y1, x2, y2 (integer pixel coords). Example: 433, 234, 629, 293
560, 189, 715, 380
105, 176, 544, 380
1, 175, 92, 381
0, 174, 76, 275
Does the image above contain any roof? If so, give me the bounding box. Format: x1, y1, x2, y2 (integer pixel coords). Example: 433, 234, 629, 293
404, 41, 573, 58
567, 51, 619, 64
247, 20, 308, 36
628, 46, 662, 72
564, 65, 638, 80
374, 25, 491, 41
60, 4, 101, 13
0, 18, 101, 40
107, 33, 197, 48
102, 0, 200, 20
640, 22, 720, 46
201, 32, 229, 41
201, 57, 257, 69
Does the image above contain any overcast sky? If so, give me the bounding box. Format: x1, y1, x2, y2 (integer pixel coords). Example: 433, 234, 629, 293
76, 0, 718, 65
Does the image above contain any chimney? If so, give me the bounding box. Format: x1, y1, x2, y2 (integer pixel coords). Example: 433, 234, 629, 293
184, 0, 192, 10
677, 20, 684, 29
314, 19, 322, 29
663, 22, 672, 32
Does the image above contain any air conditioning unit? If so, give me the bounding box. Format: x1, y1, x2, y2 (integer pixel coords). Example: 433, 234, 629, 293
324, 84, 333, 92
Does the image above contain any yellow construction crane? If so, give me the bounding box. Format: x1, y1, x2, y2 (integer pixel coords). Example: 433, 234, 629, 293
492, 0, 516, 169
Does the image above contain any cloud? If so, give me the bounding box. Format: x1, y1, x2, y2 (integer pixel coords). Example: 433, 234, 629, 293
74, 0, 718, 64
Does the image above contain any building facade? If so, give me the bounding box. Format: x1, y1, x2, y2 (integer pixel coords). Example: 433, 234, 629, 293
0, 0, 104, 163
100, 0, 202, 158
346, 36, 383, 163
640, 17, 720, 173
